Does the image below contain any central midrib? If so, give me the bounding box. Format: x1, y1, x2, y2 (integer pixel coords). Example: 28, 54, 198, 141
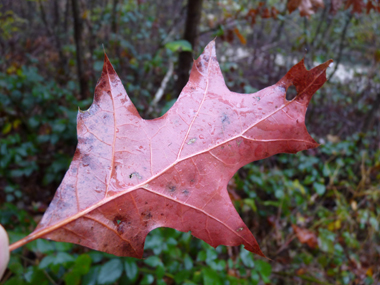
104, 61, 117, 198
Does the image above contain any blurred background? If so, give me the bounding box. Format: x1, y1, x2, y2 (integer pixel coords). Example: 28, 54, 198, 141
0, 0, 379, 284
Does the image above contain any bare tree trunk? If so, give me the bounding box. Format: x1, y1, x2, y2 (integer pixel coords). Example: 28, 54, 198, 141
362, 93, 380, 133
54, 0, 69, 80
72, 0, 89, 99
111, 0, 119, 34
64, 0, 70, 32
175, 0, 203, 97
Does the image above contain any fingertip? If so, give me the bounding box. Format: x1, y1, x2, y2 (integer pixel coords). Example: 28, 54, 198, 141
0, 224, 9, 280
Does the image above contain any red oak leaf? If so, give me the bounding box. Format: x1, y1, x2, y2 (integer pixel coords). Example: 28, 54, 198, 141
10, 41, 332, 258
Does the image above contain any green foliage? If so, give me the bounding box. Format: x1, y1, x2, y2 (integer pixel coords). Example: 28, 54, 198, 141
0, 66, 91, 202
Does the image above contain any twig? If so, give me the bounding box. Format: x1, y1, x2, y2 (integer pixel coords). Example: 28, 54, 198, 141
327, 12, 353, 81
42, 270, 58, 285
37, 0, 53, 36
311, 4, 328, 46
274, 234, 296, 255
273, 271, 335, 285
303, 17, 310, 68
151, 60, 174, 106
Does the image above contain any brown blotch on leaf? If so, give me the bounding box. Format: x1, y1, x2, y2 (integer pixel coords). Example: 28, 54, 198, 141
141, 211, 152, 220
167, 183, 176, 192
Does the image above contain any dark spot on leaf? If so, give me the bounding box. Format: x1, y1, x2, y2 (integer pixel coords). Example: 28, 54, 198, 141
129, 172, 142, 179
167, 183, 176, 192
121, 242, 133, 254
182, 189, 190, 196
221, 113, 230, 124
141, 210, 152, 220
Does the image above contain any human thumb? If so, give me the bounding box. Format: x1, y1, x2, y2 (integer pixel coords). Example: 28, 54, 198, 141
0, 225, 9, 280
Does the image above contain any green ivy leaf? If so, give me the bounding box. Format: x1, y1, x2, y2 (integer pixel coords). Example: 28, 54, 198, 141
254, 260, 272, 283
144, 256, 163, 268
97, 259, 123, 284
165, 40, 192, 52
82, 266, 100, 285
140, 274, 154, 285
202, 268, 222, 285
124, 258, 138, 281
314, 182, 326, 195
240, 248, 255, 268
64, 271, 81, 285
72, 254, 92, 275
4, 276, 27, 285
183, 254, 193, 270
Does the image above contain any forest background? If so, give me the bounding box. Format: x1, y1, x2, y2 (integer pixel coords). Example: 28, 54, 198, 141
0, 0, 379, 284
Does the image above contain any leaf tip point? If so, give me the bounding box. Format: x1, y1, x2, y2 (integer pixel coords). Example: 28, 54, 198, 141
205, 39, 216, 50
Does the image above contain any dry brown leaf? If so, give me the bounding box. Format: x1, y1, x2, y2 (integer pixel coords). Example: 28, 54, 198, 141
292, 224, 318, 248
